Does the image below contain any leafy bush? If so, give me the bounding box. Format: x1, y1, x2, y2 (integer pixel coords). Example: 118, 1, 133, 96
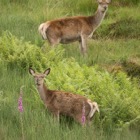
50, 64, 140, 130
0, 31, 64, 71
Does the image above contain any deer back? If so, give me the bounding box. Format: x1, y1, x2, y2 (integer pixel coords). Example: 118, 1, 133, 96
46, 90, 92, 117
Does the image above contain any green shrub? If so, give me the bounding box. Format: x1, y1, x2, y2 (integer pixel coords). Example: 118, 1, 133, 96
0, 31, 64, 71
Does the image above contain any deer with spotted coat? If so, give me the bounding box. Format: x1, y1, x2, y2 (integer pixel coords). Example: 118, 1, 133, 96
29, 68, 99, 125
39, 0, 111, 55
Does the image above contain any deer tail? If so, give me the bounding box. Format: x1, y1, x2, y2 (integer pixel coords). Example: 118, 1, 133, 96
87, 100, 99, 118
38, 22, 50, 40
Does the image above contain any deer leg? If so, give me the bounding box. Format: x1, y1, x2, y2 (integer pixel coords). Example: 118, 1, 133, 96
56, 111, 60, 122
86, 118, 92, 126
79, 36, 87, 56
48, 37, 61, 48
52, 110, 60, 122
74, 115, 86, 126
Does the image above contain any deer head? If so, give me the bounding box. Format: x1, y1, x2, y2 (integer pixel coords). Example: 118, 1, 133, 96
97, 0, 111, 12
29, 68, 50, 86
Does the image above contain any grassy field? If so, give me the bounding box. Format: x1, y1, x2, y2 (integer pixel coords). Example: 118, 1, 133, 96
0, 0, 140, 140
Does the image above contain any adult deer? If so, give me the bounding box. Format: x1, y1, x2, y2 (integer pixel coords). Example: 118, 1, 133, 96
29, 68, 99, 125
39, 0, 111, 55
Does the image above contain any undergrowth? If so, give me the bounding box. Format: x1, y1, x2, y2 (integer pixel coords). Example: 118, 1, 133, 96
0, 33, 140, 139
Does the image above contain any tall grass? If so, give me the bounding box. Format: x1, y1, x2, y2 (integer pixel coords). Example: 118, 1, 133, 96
63, 39, 140, 66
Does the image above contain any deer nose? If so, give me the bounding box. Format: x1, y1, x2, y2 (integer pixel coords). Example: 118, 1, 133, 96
36, 79, 40, 83
104, 5, 107, 10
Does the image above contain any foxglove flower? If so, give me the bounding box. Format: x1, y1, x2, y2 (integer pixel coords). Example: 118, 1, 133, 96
18, 86, 24, 112
18, 95, 23, 112
81, 101, 86, 124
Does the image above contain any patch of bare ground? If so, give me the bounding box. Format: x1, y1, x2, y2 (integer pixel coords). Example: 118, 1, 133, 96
105, 56, 140, 78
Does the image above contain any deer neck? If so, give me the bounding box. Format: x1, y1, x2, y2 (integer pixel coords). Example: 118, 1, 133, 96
37, 83, 50, 103
92, 6, 107, 28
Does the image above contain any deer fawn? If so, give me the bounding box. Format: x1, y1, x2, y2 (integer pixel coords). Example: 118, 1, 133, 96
39, 0, 111, 55
29, 68, 99, 125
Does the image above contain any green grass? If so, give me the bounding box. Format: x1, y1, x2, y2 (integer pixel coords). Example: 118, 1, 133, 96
0, 0, 140, 139
63, 39, 140, 66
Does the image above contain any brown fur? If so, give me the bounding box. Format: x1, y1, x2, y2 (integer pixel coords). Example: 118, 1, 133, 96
29, 68, 99, 125
39, 0, 111, 55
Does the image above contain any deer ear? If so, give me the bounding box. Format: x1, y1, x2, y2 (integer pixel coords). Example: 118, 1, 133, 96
106, 0, 111, 3
44, 68, 51, 76
29, 68, 35, 75
97, 0, 102, 3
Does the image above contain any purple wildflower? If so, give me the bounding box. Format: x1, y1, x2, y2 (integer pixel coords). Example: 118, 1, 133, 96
18, 95, 23, 112
81, 101, 86, 124
18, 86, 24, 113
